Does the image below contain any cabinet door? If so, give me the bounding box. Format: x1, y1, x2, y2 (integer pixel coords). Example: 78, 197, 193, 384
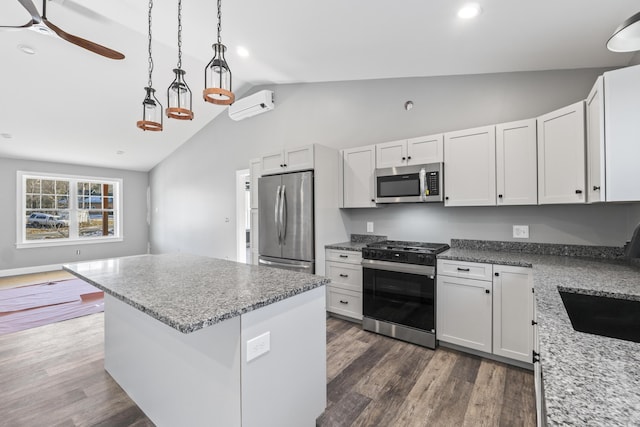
537, 101, 586, 204
326, 286, 363, 320
325, 261, 362, 293
284, 145, 315, 172
342, 145, 376, 208
249, 158, 261, 209
407, 134, 444, 165
261, 151, 285, 176
437, 274, 492, 352
376, 140, 407, 168
492, 265, 533, 363
533, 289, 543, 427
496, 119, 538, 205
586, 77, 606, 203
444, 125, 496, 206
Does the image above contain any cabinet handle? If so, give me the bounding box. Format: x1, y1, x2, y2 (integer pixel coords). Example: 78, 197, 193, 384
498, 194, 503, 198
402, 156, 406, 161
531, 320, 538, 326
339, 273, 349, 278
339, 300, 349, 305
494, 272, 499, 276
593, 186, 601, 191
485, 289, 490, 294
457, 267, 470, 272
280, 164, 283, 167
283, 164, 287, 167
445, 196, 449, 200
339, 255, 348, 258
575, 189, 583, 194
371, 199, 375, 202
407, 156, 412, 160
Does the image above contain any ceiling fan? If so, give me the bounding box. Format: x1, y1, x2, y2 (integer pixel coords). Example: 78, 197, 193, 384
2, 0, 124, 60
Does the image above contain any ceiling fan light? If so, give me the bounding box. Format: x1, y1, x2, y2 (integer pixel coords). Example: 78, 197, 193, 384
607, 11, 640, 52
167, 68, 194, 120
203, 43, 235, 105
137, 87, 163, 131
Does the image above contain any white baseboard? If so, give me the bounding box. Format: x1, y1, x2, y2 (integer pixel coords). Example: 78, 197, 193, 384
0, 263, 63, 278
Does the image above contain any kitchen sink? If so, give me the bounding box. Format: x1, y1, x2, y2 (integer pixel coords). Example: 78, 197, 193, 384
559, 290, 640, 344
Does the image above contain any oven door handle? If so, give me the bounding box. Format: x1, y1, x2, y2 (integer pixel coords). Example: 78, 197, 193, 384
361, 259, 435, 276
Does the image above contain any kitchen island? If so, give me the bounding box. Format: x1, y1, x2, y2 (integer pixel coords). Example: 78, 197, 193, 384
64, 253, 329, 427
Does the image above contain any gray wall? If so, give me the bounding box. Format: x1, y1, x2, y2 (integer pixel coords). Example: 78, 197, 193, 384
150, 67, 640, 260
0, 157, 149, 271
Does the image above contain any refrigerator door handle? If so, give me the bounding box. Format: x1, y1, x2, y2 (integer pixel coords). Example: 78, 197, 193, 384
259, 258, 313, 270
280, 185, 287, 242
274, 185, 282, 244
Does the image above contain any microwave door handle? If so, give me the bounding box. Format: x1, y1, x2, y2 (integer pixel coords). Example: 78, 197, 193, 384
419, 168, 426, 201
280, 185, 287, 242
275, 185, 281, 244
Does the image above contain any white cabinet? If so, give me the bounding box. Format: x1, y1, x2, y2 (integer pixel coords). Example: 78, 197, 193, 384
537, 101, 586, 204
260, 145, 315, 176
325, 249, 363, 320
496, 119, 538, 205
340, 145, 376, 208
533, 289, 544, 427
492, 265, 533, 363
375, 134, 444, 168
586, 77, 606, 203
437, 260, 493, 353
444, 125, 496, 206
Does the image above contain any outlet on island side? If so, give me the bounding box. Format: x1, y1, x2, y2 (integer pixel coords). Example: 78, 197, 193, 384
513, 225, 530, 239
367, 222, 374, 233
247, 331, 270, 362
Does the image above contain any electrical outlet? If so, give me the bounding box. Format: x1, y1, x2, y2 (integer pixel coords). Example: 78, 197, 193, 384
247, 331, 270, 362
367, 222, 374, 233
513, 225, 530, 239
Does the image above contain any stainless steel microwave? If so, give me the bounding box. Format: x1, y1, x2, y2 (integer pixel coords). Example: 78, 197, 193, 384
375, 163, 444, 203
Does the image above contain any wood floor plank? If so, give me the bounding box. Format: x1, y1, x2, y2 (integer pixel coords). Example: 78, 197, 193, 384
316, 391, 372, 427
462, 360, 507, 426
499, 366, 536, 427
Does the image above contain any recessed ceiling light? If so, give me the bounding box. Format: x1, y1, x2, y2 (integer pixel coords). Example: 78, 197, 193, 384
237, 46, 249, 57
116, 150, 125, 155
458, 3, 482, 19
17, 44, 36, 55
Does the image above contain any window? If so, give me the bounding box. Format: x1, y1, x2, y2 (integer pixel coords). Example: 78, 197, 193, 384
18, 172, 122, 247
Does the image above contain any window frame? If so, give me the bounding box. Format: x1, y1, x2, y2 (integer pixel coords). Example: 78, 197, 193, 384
16, 171, 123, 248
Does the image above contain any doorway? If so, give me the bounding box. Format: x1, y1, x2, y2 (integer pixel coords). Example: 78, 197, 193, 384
236, 169, 251, 263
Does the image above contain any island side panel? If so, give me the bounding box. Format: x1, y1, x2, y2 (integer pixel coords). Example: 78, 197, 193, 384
104, 294, 242, 427
240, 286, 327, 427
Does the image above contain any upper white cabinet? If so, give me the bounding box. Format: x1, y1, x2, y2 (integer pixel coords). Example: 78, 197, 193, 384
496, 119, 538, 205
586, 77, 606, 203
341, 145, 376, 208
602, 64, 640, 202
537, 101, 586, 204
249, 158, 261, 209
444, 125, 496, 206
375, 134, 444, 168
261, 145, 315, 175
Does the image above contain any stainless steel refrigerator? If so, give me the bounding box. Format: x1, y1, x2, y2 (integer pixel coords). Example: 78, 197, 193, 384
258, 170, 315, 274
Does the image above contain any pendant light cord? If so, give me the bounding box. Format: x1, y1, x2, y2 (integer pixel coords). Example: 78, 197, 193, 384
147, 0, 154, 88
217, 0, 222, 44
177, 0, 183, 68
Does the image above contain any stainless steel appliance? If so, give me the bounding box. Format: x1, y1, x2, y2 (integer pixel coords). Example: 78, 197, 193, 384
362, 240, 450, 349
258, 170, 315, 273
375, 163, 443, 203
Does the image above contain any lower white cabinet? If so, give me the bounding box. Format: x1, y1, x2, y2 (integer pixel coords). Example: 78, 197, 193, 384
325, 249, 363, 320
437, 260, 534, 365
437, 267, 493, 353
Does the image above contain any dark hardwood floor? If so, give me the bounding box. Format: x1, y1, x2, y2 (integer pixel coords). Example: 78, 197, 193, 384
0, 313, 535, 426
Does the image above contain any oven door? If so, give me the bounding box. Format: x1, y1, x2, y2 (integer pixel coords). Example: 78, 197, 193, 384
362, 260, 435, 332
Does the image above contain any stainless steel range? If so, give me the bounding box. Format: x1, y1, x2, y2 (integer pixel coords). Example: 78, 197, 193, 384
361, 240, 450, 349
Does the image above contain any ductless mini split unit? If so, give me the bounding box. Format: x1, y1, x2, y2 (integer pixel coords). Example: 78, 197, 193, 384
228, 90, 275, 121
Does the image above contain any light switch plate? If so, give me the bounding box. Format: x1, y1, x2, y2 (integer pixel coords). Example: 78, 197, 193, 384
367, 222, 374, 233
513, 225, 530, 239
247, 331, 270, 362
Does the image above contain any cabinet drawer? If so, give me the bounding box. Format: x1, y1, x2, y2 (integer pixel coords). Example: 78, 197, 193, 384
325, 262, 362, 292
437, 260, 493, 281
325, 249, 363, 265
326, 286, 362, 320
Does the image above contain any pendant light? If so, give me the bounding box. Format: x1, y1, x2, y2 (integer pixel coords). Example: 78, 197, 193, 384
203, 0, 235, 105
137, 0, 163, 131
166, 0, 194, 120
607, 11, 640, 52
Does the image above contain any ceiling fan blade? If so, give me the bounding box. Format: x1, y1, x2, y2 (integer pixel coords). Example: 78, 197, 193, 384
0, 22, 34, 30
17, 0, 42, 23
43, 18, 125, 60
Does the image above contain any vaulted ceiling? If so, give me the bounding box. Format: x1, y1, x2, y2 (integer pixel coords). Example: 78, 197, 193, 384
1, 0, 638, 171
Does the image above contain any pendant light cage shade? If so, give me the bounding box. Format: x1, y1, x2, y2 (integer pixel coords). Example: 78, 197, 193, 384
204, 43, 235, 105
607, 11, 640, 52
137, 87, 163, 131
167, 68, 194, 120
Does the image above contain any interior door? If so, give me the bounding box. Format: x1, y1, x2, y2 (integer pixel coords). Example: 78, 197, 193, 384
258, 175, 282, 258
280, 171, 314, 262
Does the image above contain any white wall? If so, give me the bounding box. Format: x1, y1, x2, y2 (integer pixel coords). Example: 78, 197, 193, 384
149, 67, 640, 260
0, 157, 149, 271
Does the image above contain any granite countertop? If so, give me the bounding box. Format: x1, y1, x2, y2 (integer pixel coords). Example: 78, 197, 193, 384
325, 233, 387, 252
64, 253, 329, 334
439, 247, 640, 426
